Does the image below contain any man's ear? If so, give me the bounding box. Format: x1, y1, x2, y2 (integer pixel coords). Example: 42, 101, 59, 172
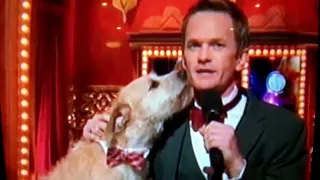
106, 104, 131, 134
235, 51, 249, 72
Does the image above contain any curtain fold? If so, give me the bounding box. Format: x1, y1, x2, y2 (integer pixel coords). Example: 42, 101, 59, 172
33, 1, 69, 176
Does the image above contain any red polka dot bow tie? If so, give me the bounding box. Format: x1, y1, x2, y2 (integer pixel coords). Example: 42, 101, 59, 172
106, 147, 147, 171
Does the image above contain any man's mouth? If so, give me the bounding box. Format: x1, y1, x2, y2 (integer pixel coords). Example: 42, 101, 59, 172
196, 69, 216, 74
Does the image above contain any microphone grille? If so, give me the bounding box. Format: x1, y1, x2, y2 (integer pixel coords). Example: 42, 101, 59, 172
198, 89, 224, 115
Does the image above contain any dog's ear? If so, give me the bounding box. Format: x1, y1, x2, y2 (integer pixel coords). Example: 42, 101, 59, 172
174, 58, 184, 72
106, 103, 131, 134
174, 58, 188, 81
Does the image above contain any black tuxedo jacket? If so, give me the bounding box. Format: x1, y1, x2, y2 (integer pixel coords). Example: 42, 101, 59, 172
147, 92, 308, 180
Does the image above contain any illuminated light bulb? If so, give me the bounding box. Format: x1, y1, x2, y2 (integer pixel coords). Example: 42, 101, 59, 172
299, 103, 305, 108
21, 124, 29, 131
142, 70, 147, 75
21, 148, 29, 154
298, 109, 304, 115
270, 49, 275, 55
283, 49, 289, 55
21, 112, 29, 119
242, 76, 249, 82
255, 4, 260, 8
290, 49, 295, 55
22, 1, 31, 9
172, 50, 177, 56
101, 2, 107, 6
142, 50, 147, 56
116, 26, 121, 30
142, 63, 148, 69
20, 63, 29, 70
21, 13, 30, 20
300, 69, 306, 75
20, 38, 29, 45
166, 50, 171, 56
299, 89, 305, 95
300, 76, 306, 82
178, 50, 182, 56
242, 69, 249, 75
142, 57, 148, 63
21, 88, 29, 95
300, 82, 305, 88
21, 50, 29, 58
21, 100, 29, 107
301, 62, 306, 68
21, 25, 29, 33
302, 49, 307, 55
301, 56, 307, 61
255, 49, 262, 56
154, 50, 159, 56
20, 169, 28, 176
21, 136, 28, 143
248, 49, 254, 55
299, 96, 304, 101
147, 50, 152, 56
242, 83, 249, 88
21, 159, 28, 165
276, 49, 282, 55
263, 49, 268, 55
160, 50, 165, 56
20, 75, 29, 83
296, 49, 301, 55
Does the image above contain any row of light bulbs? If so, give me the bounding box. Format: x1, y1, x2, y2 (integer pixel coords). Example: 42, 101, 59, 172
141, 47, 307, 119
17, 0, 32, 179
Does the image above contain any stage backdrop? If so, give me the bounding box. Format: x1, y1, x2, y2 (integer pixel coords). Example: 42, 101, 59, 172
32, 0, 318, 176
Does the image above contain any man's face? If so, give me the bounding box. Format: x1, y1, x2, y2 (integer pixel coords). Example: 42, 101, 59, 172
183, 11, 247, 92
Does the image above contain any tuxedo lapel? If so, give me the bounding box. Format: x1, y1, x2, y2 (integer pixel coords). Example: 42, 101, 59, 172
152, 105, 192, 180
162, 122, 188, 180
235, 92, 265, 158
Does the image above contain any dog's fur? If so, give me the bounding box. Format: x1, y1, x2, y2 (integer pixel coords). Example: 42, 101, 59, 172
41, 60, 193, 180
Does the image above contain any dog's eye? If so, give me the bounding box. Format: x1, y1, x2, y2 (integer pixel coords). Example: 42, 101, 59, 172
149, 80, 159, 91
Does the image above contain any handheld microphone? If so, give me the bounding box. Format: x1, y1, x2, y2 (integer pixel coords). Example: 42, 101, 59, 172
199, 89, 226, 180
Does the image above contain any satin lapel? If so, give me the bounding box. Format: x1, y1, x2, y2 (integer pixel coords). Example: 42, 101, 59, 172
161, 122, 188, 180
235, 92, 265, 158
153, 104, 192, 180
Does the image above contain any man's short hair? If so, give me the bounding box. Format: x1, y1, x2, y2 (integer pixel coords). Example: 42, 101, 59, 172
181, 0, 250, 56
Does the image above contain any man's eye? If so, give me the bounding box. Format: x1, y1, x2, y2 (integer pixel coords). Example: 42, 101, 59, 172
149, 80, 159, 91
212, 43, 225, 49
187, 42, 200, 49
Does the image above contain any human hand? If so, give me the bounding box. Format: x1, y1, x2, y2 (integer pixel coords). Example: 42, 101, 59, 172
199, 121, 245, 178
82, 113, 109, 141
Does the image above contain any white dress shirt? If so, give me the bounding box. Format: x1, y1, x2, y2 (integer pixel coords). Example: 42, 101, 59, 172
190, 85, 247, 180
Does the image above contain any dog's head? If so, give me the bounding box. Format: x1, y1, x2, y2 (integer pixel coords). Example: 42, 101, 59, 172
105, 59, 193, 148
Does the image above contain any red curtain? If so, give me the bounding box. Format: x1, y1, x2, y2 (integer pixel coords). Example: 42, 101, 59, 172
33, 0, 69, 176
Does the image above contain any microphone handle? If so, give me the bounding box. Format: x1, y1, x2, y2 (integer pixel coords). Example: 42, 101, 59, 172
209, 147, 224, 180
207, 112, 226, 180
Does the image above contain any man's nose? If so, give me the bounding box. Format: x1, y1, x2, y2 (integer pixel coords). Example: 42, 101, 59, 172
198, 45, 212, 63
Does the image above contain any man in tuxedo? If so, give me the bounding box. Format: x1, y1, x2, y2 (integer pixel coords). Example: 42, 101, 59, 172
83, 0, 308, 179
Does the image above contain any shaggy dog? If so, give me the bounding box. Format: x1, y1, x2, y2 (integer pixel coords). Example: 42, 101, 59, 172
41, 60, 193, 180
